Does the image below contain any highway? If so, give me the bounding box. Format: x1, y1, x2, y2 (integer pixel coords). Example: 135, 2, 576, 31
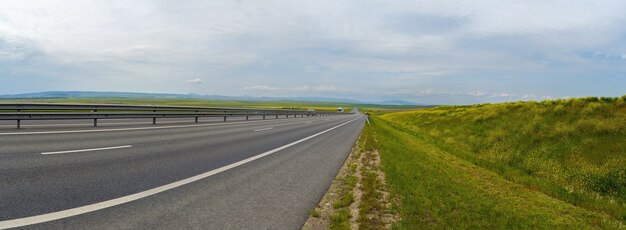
0, 112, 365, 229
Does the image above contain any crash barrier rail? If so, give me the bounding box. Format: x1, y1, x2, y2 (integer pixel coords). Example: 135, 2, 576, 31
0, 103, 352, 129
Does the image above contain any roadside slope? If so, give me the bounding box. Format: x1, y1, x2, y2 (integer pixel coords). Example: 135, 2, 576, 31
370, 117, 621, 228
379, 96, 626, 225
307, 96, 626, 229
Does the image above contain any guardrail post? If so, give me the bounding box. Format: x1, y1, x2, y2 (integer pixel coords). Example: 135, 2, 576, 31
17, 119, 21, 129
224, 116, 227, 122
195, 117, 198, 123
286, 114, 288, 118
263, 115, 266, 120
246, 116, 249, 121
276, 115, 278, 119
153, 117, 156, 125
92, 109, 98, 127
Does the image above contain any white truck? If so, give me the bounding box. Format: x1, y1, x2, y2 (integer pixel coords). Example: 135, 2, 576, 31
337, 107, 344, 112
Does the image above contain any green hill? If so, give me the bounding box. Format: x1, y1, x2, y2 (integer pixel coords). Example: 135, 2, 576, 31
366, 95, 626, 228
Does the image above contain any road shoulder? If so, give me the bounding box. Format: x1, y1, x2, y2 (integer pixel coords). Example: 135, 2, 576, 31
302, 122, 398, 229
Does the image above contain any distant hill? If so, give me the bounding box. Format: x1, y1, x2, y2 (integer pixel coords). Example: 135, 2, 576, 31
0, 91, 192, 99
0, 91, 366, 104
379, 100, 418, 105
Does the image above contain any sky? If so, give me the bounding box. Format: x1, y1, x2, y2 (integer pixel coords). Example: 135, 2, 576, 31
1, 0, 625, 104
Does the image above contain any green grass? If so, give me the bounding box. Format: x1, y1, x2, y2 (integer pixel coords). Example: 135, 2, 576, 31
357, 125, 388, 229
330, 174, 357, 229
333, 192, 355, 209
0, 97, 425, 112
310, 209, 321, 218
330, 209, 352, 230
364, 95, 626, 229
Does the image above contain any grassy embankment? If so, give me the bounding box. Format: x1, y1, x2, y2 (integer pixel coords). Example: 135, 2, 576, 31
364, 96, 626, 229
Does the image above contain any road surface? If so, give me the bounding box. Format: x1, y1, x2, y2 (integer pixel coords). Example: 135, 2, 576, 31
0, 113, 364, 229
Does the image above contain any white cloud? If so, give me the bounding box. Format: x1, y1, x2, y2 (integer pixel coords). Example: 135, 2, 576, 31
186, 78, 202, 84
294, 85, 344, 92
468, 91, 486, 97
313, 85, 341, 91
244, 85, 347, 93
1, 1, 625, 103
0, 36, 37, 61
521, 94, 536, 99
244, 85, 279, 91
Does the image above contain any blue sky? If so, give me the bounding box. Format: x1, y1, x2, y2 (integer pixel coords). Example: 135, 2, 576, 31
1, 0, 625, 104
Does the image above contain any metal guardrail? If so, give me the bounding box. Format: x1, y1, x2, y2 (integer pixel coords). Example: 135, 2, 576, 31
0, 103, 352, 129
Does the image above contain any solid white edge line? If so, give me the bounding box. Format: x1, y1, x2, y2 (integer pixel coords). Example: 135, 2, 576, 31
0, 116, 344, 136
0, 115, 362, 229
253, 127, 274, 132
41, 145, 133, 155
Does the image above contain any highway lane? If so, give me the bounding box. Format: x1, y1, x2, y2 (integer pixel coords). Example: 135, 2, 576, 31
0, 115, 340, 154
0, 113, 364, 229
0, 115, 296, 130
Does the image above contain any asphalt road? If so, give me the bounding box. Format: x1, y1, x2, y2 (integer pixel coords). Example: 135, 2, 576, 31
0, 113, 365, 229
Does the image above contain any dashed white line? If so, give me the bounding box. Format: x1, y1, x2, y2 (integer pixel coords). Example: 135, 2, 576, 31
41, 145, 133, 155
0, 118, 298, 136
253, 127, 274, 132
0, 120, 208, 128
0, 116, 362, 229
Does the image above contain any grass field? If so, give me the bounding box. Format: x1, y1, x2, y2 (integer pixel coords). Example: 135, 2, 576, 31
0, 97, 422, 112
364, 95, 626, 228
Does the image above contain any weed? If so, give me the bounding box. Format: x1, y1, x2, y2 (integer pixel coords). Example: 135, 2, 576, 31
310, 209, 321, 218
365, 96, 626, 228
330, 209, 351, 230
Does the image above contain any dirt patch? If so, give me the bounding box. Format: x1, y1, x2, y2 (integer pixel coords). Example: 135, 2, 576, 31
303, 126, 398, 230
302, 136, 361, 230
358, 149, 400, 229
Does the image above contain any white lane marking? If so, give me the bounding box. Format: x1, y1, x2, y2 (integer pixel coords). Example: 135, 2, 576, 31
304, 121, 313, 124
0, 117, 325, 136
253, 127, 273, 132
0, 116, 362, 229
41, 145, 133, 155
